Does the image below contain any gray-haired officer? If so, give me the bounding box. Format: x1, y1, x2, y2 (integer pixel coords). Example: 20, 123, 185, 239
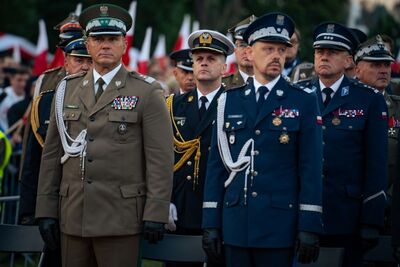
299, 22, 388, 267
354, 35, 399, 232
202, 12, 323, 267
223, 15, 256, 89
35, 4, 173, 267
166, 30, 234, 267
169, 49, 195, 94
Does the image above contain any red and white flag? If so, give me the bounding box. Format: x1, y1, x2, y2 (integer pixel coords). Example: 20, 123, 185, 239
12, 44, 21, 64
173, 14, 190, 51
137, 27, 152, 74
192, 20, 200, 33
122, 1, 137, 66
225, 33, 236, 74
48, 47, 64, 69
153, 34, 167, 70
33, 19, 49, 76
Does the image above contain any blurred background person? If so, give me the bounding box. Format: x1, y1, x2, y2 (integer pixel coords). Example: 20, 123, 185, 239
168, 49, 195, 95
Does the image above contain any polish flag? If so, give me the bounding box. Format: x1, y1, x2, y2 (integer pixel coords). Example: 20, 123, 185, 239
12, 44, 21, 64
225, 33, 236, 74
137, 27, 152, 75
122, 1, 137, 66
192, 20, 200, 33
153, 34, 167, 70
173, 14, 190, 51
48, 47, 65, 69
33, 19, 49, 76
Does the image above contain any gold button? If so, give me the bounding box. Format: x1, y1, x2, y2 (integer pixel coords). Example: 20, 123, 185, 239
187, 161, 192, 166
186, 175, 192, 180
255, 130, 261, 135
251, 192, 258, 197
71, 113, 75, 118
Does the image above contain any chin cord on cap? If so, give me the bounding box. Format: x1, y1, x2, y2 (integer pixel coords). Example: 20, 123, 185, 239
216, 92, 255, 205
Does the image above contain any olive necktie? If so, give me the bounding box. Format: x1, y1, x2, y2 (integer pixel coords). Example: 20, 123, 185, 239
95, 78, 105, 102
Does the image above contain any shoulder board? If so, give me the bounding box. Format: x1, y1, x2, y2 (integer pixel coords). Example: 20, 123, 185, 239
289, 82, 315, 94
350, 79, 379, 93
295, 77, 313, 85
64, 71, 86, 81
225, 83, 246, 92
222, 73, 234, 79
130, 71, 156, 84
282, 75, 291, 82
43, 66, 63, 74
389, 94, 400, 101
39, 89, 55, 95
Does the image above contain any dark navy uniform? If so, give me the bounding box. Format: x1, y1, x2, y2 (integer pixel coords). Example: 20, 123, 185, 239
392, 129, 400, 263
168, 87, 224, 232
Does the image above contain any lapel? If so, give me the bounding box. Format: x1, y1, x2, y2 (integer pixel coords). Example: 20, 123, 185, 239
310, 77, 324, 113
181, 90, 199, 135
322, 76, 351, 117
240, 80, 257, 124
232, 71, 245, 87
78, 71, 96, 111
255, 76, 288, 126
194, 87, 224, 136
384, 92, 395, 117
89, 67, 127, 116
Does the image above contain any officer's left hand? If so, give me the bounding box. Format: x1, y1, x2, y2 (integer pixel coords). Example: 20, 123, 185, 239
393, 246, 400, 263
296, 231, 320, 264
360, 225, 379, 252
143, 221, 165, 244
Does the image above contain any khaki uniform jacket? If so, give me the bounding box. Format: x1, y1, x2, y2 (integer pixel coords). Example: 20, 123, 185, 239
386, 93, 400, 192
222, 71, 245, 90
36, 66, 174, 237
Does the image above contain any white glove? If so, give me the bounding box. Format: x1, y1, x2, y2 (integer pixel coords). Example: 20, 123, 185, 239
165, 203, 178, 232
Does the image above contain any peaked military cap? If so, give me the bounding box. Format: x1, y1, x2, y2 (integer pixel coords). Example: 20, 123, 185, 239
169, 49, 193, 71
64, 38, 91, 58
188, 30, 235, 56
228, 15, 257, 41
354, 35, 394, 63
79, 3, 132, 36
55, 13, 84, 48
313, 22, 358, 54
242, 12, 295, 46
349, 28, 368, 45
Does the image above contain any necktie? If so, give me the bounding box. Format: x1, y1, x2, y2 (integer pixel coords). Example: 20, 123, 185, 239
322, 87, 334, 108
246, 76, 253, 85
199, 96, 208, 120
95, 78, 105, 102
256, 86, 269, 114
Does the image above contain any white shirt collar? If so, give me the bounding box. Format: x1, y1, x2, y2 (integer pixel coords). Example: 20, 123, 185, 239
197, 87, 220, 109
253, 75, 280, 92
239, 69, 250, 83
319, 75, 344, 94
93, 64, 122, 90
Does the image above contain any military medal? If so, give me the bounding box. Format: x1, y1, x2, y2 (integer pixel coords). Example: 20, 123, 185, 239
279, 132, 289, 144
389, 128, 396, 137
245, 89, 251, 96
332, 117, 341, 126
118, 123, 127, 135
188, 96, 194, 102
272, 117, 282, 126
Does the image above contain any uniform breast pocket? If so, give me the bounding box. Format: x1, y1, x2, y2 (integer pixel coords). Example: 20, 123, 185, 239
108, 110, 138, 143
334, 118, 365, 131
223, 116, 247, 146
63, 110, 82, 136
268, 118, 300, 145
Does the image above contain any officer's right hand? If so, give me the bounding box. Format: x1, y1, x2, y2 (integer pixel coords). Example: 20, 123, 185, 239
296, 231, 320, 264
202, 228, 224, 264
38, 218, 60, 250
164, 203, 178, 232
393, 246, 400, 263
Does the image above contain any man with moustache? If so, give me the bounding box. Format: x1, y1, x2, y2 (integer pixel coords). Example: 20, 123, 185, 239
223, 15, 256, 89
299, 22, 388, 267
166, 30, 234, 267
169, 49, 195, 95
35, 4, 173, 267
202, 13, 323, 267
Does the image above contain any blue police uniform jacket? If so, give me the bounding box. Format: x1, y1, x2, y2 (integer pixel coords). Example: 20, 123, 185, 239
202, 76, 323, 248
298, 76, 388, 235
170, 87, 224, 230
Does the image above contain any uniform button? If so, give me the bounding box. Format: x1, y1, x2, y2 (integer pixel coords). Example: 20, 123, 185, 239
251, 192, 258, 197
322, 126, 326, 130
348, 125, 353, 129
187, 161, 192, 166
87, 156, 93, 162
254, 150, 259, 156
321, 174, 325, 179
208, 146, 211, 151
88, 136, 94, 142
186, 175, 192, 180
289, 204, 293, 208
252, 171, 258, 177
89, 116, 95, 122
322, 141, 325, 145
322, 158, 325, 162
87, 179, 92, 184
255, 129, 261, 135
175, 132, 180, 137
71, 113, 75, 118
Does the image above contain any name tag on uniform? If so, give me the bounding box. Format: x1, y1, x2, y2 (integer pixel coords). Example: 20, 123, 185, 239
111, 96, 139, 110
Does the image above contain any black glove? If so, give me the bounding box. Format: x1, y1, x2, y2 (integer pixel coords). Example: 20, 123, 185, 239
202, 228, 224, 264
393, 246, 400, 263
143, 221, 165, 244
360, 225, 379, 253
38, 218, 60, 250
296, 231, 320, 264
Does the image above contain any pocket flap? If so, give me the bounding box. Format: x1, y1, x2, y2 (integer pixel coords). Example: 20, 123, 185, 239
120, 183, 146, 198
223, 117, 247, 132
270, 193, 296, 210
59, 183, 69, 197
224, 192, 240, 207
269, 118, 300, 131
63, 110, 81, 121
109, 111, 138, 123
346, 185, 362, 199
335, 119, 365, 130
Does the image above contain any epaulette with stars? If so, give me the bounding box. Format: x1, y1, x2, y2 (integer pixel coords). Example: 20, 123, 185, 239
39, 89, 55, 96
350, 79, 380, 94
130, 71, 156, 84
225, 82, 247, 92
290, 81, 316, 94
43, 66, 63, 75
64, 71, 86, 81
390, 94, 400, 102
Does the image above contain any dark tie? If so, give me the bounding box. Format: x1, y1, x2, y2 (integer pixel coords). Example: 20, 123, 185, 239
246, 76, 253, 85
95, 78, 105, 102
199, 96, 208, 120
256, 86, 269, 114
322, 87, 334, 108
